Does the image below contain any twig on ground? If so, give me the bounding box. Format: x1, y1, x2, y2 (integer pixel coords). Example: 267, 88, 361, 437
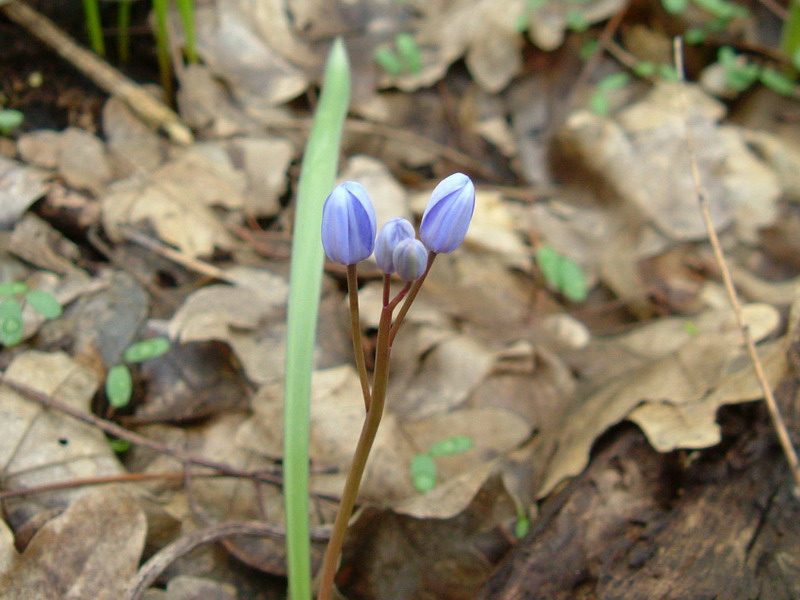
0, 375, 284, 485
264, 116, 498, 182
123, 520, 331, 600
0, 470, 229, 501
673, 38, 800, 496
1, 0, 192, 145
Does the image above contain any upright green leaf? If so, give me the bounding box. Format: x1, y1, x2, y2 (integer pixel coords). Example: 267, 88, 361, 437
283, 38, 351, 600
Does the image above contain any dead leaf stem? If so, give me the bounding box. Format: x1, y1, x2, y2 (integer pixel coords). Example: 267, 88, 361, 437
0, 376, 284, 486
674, 38, 800, 495
123, 520, 331, 600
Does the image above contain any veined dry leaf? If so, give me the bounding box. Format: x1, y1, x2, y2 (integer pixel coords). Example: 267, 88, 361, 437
537, 304, 782, 496
0, 487, 145, 600
558, 82, 781, 243
0, 352, 125, 510
0, 157, 48, 229
102, 144, 245, 258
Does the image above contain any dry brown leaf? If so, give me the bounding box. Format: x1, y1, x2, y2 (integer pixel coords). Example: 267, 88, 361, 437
0, 352, 125, 509
57, 128, 114, 196
0, 486, 146, 600
189, 0, 310, 115
558, 82, 781, 242
102, 144, 245, 258
0, 156, 48, 229
537, 304, 781, 496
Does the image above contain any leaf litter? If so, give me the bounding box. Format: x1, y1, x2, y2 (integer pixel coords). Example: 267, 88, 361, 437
2, 1, 800, 598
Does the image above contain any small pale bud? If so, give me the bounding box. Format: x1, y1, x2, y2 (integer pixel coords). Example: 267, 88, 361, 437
392, 238, 428, 281
375, 218, 416, 274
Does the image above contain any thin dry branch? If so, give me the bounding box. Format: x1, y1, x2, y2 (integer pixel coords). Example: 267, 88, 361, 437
673, 38, 800, 496
0, 375, 284, 485
123, 520, 331, 600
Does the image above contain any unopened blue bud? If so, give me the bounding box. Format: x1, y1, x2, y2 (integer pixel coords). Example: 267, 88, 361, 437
419, 173, 475, 253
392, 238, 428, 281
321, 182, 377, 265
375, 218, 416, 274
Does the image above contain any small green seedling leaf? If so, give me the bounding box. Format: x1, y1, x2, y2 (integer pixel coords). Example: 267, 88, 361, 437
0, 299, 23, 346
759, 68, 797, 97
684, 28, 706, 44
657, 64, 679, 82
633, 61, 657, 77
514, 515, 531, 538
123, 337, 170, 363
579, 39, 599, 60
374, 47, 404, 76
25, 290, 62, 319
411, 454, 437, 492
428, 435, 474, 457
590, 91, 610, 115
692, 0, 746, 20
559, 256, 588, 302
683, 321, 699, 336
108, 438, 131, 453
536, 245, 561, 287
662, 0, 689, 14
0, 282, 29, 297
536, 245, 588, 302
597, 72, 630, 91
566, 10, 589, 31
395, 33, 422, 74
106, 364, 133, 408
0, 109, 24, 136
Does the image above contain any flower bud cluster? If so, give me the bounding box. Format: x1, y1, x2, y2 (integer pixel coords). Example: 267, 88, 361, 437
321, 173, 475, 281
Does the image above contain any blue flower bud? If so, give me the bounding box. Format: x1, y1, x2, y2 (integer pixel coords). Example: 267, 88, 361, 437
419, 173, 475, 253
392, 238, 428, 281
375, 218, 416, 274
321, 182, 377, 265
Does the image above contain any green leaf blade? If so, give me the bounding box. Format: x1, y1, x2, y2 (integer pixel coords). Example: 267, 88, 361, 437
106, 364, 133, 408
411, 454, 438, 492
25, 290, 62, 319
123, 337, 171, 363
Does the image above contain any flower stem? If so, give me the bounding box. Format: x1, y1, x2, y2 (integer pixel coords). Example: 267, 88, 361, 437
346, 264, 372, 411
317, 304, 393, 600
389, 251, 436, 345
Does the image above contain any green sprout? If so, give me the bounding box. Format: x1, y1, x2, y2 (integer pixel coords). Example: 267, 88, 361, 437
0, 109, 24, 136
514, 505, 531, 538
104, 337, 170, 409
536, 244, 588, 303
82, 0, 198, 100
589, 72, 630, 116
282, 38, 350, 600
374, 32, 423, 76
0, 282, 62, 347
715, 46, 798, 96
410, 435, 475, 493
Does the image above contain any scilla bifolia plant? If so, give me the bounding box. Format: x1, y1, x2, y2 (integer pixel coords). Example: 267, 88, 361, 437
316, 173, 475, 600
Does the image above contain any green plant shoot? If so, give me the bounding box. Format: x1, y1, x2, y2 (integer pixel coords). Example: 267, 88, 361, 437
283, 38, 350, 600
